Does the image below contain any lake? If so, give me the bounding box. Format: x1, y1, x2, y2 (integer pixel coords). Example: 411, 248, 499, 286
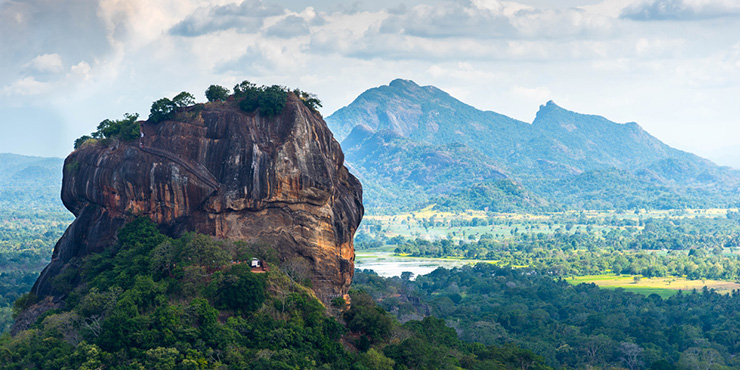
354, 250, 481, 279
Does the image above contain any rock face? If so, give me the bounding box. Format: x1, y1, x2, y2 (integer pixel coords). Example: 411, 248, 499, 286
32, 94, 363, 306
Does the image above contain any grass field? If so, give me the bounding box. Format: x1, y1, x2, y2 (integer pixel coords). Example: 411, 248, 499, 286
567, 274, 740, 298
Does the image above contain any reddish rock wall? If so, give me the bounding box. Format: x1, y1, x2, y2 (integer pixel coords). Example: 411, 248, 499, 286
32, 94, 363, 305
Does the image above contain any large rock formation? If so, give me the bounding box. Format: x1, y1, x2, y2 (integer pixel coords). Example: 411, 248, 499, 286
31, 93, 363, 309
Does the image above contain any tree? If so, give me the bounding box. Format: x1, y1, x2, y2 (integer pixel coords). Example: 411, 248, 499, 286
208, 264, 266, 314
293, 88, 322, 113
257, 85, 288, 117
74, 135, 93, 149
149, 91, 195, 123
205, 85, 230, 102
149, 98, 176, 123
620, 342, 644, 370
187, 234, 229, 270
172, 91, 195, 107
233, 80, 257, 97
93, 113, 140, 141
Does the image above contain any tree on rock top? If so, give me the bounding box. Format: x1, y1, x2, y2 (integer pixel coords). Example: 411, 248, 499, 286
205, 85, 230, 102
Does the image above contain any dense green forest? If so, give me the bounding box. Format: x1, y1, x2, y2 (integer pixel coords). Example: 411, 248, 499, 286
353, 265, 740, 369
1, 218, 549, 370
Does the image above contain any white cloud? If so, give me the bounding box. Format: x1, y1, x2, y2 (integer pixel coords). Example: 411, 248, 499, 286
378, 1, 516, 39
23, 53, 63, 73
3, 76, 50, 96
265, 15, 310, 38
0, 0, 740, 159
169, 0, 284, 36
621, 0, 740, 21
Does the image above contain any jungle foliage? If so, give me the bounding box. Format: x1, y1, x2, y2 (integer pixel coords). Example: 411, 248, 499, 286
354, 265, 740, 369
0, 218, 548, 370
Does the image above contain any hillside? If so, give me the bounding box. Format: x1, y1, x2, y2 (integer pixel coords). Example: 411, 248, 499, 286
1, 218, 549, 369
328, 80, 740, 211
342, 125, 509, 210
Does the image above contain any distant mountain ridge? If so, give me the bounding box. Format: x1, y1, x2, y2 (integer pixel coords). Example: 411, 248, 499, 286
327, 79, 740, 211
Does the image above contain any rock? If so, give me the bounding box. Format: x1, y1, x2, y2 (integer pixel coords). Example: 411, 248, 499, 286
29, 94, 363, 315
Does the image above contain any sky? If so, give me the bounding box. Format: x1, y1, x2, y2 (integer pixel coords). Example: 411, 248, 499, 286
1, 0, 740, 167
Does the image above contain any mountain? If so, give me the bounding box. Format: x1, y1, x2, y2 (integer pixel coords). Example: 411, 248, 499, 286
327, 79, 740, 211
342, 124, 508, 209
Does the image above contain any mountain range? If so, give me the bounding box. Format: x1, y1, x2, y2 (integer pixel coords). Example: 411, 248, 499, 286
326, 79, 740, 211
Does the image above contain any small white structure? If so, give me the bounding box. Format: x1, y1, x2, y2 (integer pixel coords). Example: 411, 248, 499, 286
250, 258, 261, 268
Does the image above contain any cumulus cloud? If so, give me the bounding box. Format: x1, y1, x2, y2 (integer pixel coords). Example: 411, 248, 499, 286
3, 76, 50, 96
170, 0, 284, 37
301, 0, 624, 63
265, 15, 310, 38
0, 0, 112, 90
621, 0, 740, 21
23, 53, 63, 73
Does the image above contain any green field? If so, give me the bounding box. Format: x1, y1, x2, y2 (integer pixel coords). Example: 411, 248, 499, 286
567, 274, 740, 298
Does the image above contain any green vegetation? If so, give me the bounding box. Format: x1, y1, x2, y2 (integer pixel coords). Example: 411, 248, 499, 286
361, 209, 740, 282
74, 113, 140, 149
430, 180, 557, 213
354, 265, 740, 369
293, 88, 322, 113
235, 82, 289, 117
1, 218, 549, 369
232, 80, 322, 118
205, 84, 230, 102
0, 154, 73, 333
149, 91, 196, 124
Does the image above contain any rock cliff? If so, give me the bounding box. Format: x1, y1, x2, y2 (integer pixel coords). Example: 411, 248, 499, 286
31, 93, 363, 308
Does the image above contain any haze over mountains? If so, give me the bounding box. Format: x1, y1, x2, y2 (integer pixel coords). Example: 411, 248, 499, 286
327, 79, 740, 211
0, 153, 65, 212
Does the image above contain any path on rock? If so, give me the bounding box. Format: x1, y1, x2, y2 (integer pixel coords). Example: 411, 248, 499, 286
139, 145, 220, 190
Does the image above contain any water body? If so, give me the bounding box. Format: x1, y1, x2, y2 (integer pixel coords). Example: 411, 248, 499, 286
354, 250, 479, 279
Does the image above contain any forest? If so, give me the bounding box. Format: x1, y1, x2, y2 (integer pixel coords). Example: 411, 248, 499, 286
353, 264, 740, 369
1, 217, 549, 370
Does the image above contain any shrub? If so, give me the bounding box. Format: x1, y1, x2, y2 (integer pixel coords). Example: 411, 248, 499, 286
293, 88, 322, 113
148, 98, 176, 124
73, 113, 140, 149
12, 292, 37, 318
172, 91, 195, 107
235, 82, 288, 117
205, 85, 230, 102
208, 264, 266, 314
74, 135, 93, 149
257, 85, 288, 117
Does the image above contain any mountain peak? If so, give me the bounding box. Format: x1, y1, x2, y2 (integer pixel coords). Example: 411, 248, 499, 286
388, 78, 419, 89
536, 100, 563, 115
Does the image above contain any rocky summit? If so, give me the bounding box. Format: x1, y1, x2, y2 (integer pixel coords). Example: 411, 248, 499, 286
30, 93, 363, 316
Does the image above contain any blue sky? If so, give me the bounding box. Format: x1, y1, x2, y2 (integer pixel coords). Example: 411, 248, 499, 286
1, 0, 740, 167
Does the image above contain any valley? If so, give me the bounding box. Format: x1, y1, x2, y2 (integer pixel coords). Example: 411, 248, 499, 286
355, 207, 740, 298
4, 79, 740, 369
